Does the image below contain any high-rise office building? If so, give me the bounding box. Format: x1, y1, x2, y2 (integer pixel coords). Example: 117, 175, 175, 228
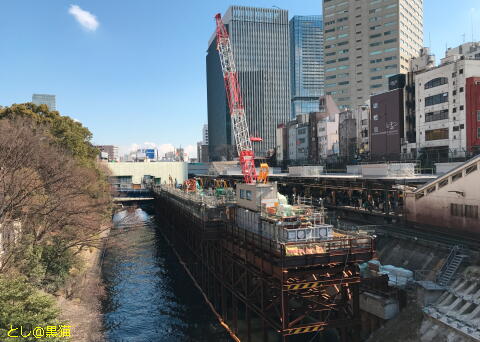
32, 94, 56, 111
290, 15, 324, 119
202, 124, 209, 145
207, 6, 291, 160
322, 0, 423, 110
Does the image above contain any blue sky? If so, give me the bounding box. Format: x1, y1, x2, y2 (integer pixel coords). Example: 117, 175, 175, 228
0, 0, 479, 157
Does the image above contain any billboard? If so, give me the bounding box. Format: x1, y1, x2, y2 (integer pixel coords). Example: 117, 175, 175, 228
370, 89, 404, 160
388, 74, 406, 91
145, 149, 156, 160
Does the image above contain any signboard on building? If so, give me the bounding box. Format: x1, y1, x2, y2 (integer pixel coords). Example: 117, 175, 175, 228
145, 149, 156, 160
388, 74, 406, 91
370, 89, 404, 160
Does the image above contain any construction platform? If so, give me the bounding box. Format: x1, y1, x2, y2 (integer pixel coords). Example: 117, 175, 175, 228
153, 184, 375, 342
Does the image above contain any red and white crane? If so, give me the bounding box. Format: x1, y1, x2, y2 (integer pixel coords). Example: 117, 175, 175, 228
214, 13, 257, 184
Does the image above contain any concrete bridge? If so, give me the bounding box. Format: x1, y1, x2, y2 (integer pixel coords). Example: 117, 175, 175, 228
112, 189, 154, 203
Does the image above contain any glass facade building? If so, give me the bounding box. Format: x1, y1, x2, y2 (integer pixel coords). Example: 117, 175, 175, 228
206, 6, 291, 160
32, 94, 56, 111
290, 15, 324, 119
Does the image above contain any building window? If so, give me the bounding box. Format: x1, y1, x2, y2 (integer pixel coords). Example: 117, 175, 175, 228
459, 69, 464, 74
465, 205, 479, 219
425, 109, 448, 122
451, 203, 463, 217
384, 47, 397, 53
453, 203, 479, 219
477, 110, 480, 121
384, 38, 397, 44
453, 107, 457, 113
460, 105, 464, 110
478, 127, 480, 138
424, 77, 448, 89
460, 87, 464, 92
425, 128, 449, 141
425, 93, 449, 107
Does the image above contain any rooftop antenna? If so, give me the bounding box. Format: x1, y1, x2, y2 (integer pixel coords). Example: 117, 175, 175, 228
471, 10, 474, 42
462, 33, 466, 43
428, 32, 431, 48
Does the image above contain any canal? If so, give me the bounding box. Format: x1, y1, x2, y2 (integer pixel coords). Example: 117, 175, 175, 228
102, 207, 230, 341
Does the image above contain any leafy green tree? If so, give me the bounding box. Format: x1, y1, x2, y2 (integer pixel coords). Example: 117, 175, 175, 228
0, 103, 98, 165
0, 275, 67, 341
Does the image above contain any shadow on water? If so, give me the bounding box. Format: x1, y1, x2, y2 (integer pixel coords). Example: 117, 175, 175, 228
102, 207, 230, 342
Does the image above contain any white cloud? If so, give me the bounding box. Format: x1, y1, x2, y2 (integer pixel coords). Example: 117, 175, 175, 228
184, 144, 197, 159
157, 143, 175, 157
127, 143, 140, 153
118, 142, 197, 160
68, 5, 99, 31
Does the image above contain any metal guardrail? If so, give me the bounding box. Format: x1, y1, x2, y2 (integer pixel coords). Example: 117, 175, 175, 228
226, 224, 373, 257
154, 185, 236, 207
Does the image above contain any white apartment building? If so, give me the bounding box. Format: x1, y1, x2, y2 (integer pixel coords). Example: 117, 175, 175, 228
415, 50, 480, 159
276, 125, 286, 162
288, 125, 297, 161
442, 42, 480, 63
354, 101, 371, 155
317, 113, 340, 159
322, 0, 423, 110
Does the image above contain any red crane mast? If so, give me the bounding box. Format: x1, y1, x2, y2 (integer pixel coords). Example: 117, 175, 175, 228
214, 13, 257, 184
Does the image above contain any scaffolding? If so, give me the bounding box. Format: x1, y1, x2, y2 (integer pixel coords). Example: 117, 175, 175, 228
154, 186, 375, 341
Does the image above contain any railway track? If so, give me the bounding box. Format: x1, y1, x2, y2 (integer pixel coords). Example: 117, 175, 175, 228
373, 224, 480, 249
331, 215, 480, 250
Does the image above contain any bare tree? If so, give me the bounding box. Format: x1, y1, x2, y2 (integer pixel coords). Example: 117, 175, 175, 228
0, 118, 111, 273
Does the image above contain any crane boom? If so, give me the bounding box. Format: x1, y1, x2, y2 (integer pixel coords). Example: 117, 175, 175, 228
215, 13, 257, 184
